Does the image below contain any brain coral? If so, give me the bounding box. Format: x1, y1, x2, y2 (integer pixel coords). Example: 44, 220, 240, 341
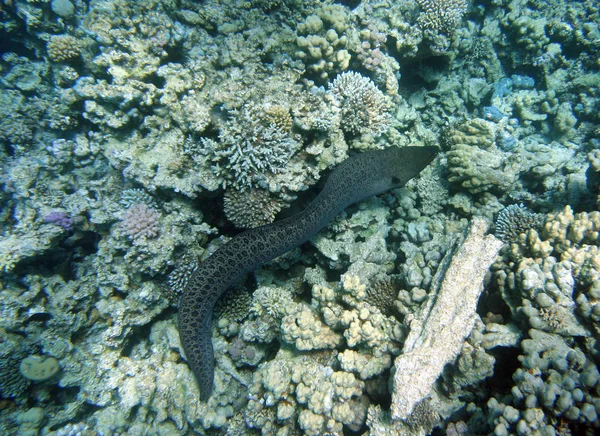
329, 71, 391, 137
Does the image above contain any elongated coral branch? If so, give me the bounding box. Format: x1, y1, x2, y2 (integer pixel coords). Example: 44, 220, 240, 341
391, 217, 503, 420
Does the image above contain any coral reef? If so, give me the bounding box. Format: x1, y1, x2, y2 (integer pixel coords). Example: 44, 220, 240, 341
1, 0, 600, 434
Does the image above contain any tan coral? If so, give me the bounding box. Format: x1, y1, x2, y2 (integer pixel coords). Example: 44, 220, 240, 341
447, 118, 496, 149
446, 119, 518, 194
542, 206, 600, 253
295, 5, 351, 80
47, 35, 83, 62
281, 306, 342, 350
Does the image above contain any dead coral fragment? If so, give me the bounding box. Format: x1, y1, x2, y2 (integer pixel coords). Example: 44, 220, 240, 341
391, 217, 503, 420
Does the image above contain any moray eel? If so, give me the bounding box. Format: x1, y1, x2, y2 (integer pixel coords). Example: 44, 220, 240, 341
178, 146, 438, 400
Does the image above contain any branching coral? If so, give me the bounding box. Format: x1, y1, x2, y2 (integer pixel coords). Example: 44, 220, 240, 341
202, 104, 302, 190
417, 0, 469, 33
121, 204, 161, 240
329, 71, 391, 137
495, 203, 543, 243
46, 35, 82, 62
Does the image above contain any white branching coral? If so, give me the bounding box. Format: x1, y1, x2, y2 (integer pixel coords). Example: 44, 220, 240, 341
202, 105, 302, 189
417, 0, 469, 32
329, 71, 391, 137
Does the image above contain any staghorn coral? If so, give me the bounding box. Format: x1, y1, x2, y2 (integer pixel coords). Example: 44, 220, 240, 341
364, 275, 401, 317
202, 104, 302, 190
329, 71, 391, 137
120, 188, 157, 210
0, 335, 32, 398
417, 0, 469, 33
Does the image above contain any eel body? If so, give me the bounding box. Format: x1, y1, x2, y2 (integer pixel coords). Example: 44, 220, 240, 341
178, 146, 438, 400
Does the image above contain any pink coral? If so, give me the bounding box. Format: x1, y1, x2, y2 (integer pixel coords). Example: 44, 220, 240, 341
121, 204, 160, 240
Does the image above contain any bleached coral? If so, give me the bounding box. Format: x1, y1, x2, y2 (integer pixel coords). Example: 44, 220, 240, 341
329, 71, 391, 137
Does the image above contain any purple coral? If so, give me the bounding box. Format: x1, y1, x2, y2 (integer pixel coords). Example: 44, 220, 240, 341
121, 204, 160, 240
43, 211, 73, 231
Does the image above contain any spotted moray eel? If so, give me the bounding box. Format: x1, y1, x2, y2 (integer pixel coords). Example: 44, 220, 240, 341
178, 146, 438, 400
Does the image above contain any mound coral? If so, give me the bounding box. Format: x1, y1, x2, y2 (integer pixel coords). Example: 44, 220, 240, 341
223, 188, 284, 229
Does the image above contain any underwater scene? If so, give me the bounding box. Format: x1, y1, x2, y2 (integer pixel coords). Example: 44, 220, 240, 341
1, 0, 600, 435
